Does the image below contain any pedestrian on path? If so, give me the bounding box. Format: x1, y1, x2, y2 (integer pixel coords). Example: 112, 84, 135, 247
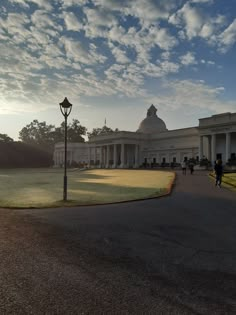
181, 160, 187, 175
189, 162, 194, 175
214, 159, 223, 187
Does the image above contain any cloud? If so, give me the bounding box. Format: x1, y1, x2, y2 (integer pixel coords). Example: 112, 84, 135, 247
147, 80, 235, 114
190, 0, 213, 3
0, 0, 235, 122
109, 44, 131, 64
103, 63, 147, 97
169, 3, 204, 39
169, 2, 225, 43
84, 7, 117, 27
63, 12, 83, 31
161, 51, 171, 60
60, 0, 88, 8
0, 12, 30, 34
10, 0, 54, 10
61, 36, 107, 64
28, 0, 53, 10
217, 19, 236, 53
149, 26, 178, 50
8, 0, 30, 8
107, 24, 178, 68
83, 7, 118, 38
31, 10, 61, 30
123, 0, 178, 23
93, 0, 127, 10
93, 0, 180, 24
179, 51, 197, 65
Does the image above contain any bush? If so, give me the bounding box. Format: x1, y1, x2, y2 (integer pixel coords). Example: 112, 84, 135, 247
0, 142, 53, 168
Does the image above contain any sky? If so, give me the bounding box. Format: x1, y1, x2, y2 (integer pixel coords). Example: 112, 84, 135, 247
0, 0, 236, 140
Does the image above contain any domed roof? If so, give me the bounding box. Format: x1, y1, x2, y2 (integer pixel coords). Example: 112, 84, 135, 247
137, 104, 167, 134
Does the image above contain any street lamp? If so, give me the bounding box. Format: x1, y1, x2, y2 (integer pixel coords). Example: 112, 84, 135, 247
59, 97, 72, 201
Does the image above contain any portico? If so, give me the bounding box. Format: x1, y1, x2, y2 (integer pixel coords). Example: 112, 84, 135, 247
88, 133, 141, 169
199, 112, 236, 164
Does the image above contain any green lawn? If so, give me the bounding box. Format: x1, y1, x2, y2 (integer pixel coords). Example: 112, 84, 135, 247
0, 168, 175, 208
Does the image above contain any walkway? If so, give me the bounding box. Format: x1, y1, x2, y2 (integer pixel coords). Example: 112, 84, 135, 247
1, 170, 236, 314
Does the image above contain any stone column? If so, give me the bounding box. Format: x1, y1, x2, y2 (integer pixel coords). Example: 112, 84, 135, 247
101, 146, 104, 168
70, 150, 73, 165
57, 152, 60, 166
120, 143, 125, 168
88, 146, 91, 167
126, 145, 130, 168
211, 134, 216, 165
226, 132, 231, 163
113, 144, 117, 168
94, 147, 97, 168
134, 144, 139, 168
177, 152, 181, 163
167, 153, 171, 163
97, 147, 101, 168
100, 147, 103, 168
60, 151, 62, 166
207, 136, 211, 161
199, 136, 203, 160
54, 151, 57, 167
106, 145, 110, 168
53, 151, 56, 167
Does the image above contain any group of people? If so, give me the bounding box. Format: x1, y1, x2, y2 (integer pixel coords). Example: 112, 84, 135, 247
181, 161, 194, 175
181, 159, 224, 187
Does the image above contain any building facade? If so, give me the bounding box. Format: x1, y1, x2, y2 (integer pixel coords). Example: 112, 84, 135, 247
53, 105, 236, 168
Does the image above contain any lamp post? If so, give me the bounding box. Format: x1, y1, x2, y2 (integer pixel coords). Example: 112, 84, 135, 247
59, 97, 72, 201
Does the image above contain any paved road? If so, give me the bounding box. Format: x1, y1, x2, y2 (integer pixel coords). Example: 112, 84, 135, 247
1, 171, 236, 314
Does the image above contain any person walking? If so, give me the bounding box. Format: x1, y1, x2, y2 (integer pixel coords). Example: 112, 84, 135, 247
189, 162, 194, 175
214, 159, 223, 187
188, 160, 195, 174
181, 160, 187, 175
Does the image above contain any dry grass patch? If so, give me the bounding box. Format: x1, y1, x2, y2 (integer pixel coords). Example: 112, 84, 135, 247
0, 168, 175, 208
209, 172, 236, 190
222, 173, 236, 188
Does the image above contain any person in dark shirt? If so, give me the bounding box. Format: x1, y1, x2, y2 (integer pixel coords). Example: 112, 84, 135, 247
214, 159, 223, 187
189, 162, 194, 174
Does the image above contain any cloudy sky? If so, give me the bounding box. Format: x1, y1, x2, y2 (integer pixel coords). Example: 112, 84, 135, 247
0, 0, 236, 140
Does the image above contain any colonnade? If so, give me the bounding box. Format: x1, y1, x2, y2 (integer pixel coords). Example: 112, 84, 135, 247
88, 143, 140, 168
199, 132, 233, 164
54, 150, 74, 166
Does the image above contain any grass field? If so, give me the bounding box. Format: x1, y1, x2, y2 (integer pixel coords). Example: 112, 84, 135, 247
0, 168, 175, 208
222, 173, 236, 188
209, 172, 236, 190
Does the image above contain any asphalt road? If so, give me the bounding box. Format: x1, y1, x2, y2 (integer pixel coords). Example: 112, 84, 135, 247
1, 170, 236, 314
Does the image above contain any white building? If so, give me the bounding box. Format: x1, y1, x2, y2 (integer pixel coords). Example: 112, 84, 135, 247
54, 105, 236, 168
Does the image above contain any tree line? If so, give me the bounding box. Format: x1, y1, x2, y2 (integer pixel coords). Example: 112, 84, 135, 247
0, 120, 119, 168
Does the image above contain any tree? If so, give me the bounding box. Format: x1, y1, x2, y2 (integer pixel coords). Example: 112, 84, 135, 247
67, 119, 87, 142
50, 119, 87, 143
19, 120, 55, 148
19, 119, 87, 151
88, 126, 118, 138
0, 133, 14, 143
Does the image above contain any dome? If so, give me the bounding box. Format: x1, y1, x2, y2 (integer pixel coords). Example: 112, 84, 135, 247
137, 104, 167, 134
